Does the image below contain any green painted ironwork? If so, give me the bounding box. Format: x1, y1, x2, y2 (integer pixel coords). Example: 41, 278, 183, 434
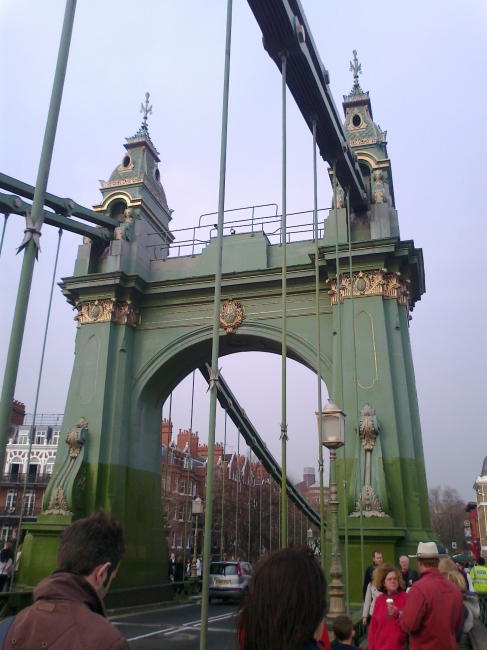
12, 229, 63, 590
0, 0, 77, 485
199, 0, 233, 645
280, 52, 288, 549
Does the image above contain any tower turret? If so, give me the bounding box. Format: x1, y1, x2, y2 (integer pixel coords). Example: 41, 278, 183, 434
76, 93, 174, 278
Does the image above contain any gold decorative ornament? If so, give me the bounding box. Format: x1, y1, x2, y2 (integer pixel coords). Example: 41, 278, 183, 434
327, 269, 410, 311
44, 418, 88, 516
74, 299, 139, 329
219, 299, 244, 334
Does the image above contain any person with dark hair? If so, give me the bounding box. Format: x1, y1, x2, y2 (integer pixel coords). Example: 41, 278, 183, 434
0, 543, 14, 592
362, 550, 382, 599
331, 615, 357, 649
2, 509, 129, 649
368, 564, 407, 650
400, 542, 463, 650
237, 546, 327, 650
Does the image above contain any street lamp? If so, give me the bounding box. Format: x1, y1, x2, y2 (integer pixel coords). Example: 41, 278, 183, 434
191, 496, 204, 581
317, 398, 346, 618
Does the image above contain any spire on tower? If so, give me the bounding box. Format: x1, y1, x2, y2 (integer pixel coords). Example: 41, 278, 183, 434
350, 50, 362, 90
343, 49, 371, 115
140, 92, 152, 133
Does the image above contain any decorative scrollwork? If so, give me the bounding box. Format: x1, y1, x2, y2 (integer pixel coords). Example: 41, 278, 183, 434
327, 269, 410, 312
74, 299, 139, 329
219, 299, 244, 334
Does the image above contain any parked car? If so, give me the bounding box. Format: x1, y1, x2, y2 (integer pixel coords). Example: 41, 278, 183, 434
208, 561, 252, 602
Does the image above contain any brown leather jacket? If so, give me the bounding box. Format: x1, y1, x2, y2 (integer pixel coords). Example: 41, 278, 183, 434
5, 572, 130, 649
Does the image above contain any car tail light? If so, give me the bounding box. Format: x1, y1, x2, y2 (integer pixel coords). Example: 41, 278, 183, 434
237, 563, 242, 577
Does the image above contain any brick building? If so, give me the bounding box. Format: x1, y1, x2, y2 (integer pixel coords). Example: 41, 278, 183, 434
0, 404, 61, 542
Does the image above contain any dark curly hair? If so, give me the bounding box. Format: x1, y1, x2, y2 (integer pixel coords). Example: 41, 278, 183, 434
237, 546, 327, 650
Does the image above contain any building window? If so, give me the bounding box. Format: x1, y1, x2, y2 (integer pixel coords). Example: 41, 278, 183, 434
173, 508, 178, 521
17, 434, 28, 445
176, 532, 183, 549
0, 526, 11, 542
174, 476, 178, 491
35, 431, 46, 445
24, 490, 36, 515
166, 475, 171, 491
186, 533, 192, 549
178, 506, 184, 521
51, 429, 60, 446
172, 532, 176, 549
180, 480, 185, 494
5, 489, 17, 512
46, 462, 55, 475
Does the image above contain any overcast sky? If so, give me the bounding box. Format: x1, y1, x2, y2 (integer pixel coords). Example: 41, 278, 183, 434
0, 1, 486, 501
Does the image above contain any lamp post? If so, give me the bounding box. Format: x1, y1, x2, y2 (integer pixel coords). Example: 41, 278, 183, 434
191, 497, 204, 581
307, 527, 313, 546
318, 398, 346, 617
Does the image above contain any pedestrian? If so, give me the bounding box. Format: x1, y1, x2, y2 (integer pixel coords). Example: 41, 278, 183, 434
185, 557, 192, 580
174, 555, 184, 593
168, 552, 176, 582
399, 555, 418, 589
362, 569, 380, 627
367, 564, 407, 650
0, 509, 129, 649
400, 541, 463, 650
439, 558, 479, 650
0, 543, 14, 593
362, 550, 382, 599
469, 556, 487, 593
331, 615, 358, 649
237, 546, 329, 650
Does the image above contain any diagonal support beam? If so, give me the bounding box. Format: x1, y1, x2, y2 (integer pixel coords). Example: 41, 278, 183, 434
199, 363, 322, 529
0, 172, 118, 229
0, 192, 112, 242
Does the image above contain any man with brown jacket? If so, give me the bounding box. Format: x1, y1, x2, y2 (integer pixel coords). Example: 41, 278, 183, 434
4, 510, 130, 649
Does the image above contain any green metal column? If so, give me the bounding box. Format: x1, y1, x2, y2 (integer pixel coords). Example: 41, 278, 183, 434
0, 0, 77, 476
200, 0, 233, 646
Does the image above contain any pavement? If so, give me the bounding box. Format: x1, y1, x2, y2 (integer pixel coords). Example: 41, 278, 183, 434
109, 599, 239, 650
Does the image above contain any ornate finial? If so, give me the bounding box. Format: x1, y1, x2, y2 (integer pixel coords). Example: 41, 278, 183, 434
140, 92, 152, 128
349, 50, 362, 88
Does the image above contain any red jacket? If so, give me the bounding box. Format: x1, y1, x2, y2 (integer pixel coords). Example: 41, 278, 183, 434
368, 591, 407, 650
6, 572, 130, 649
400, 567, 463, 650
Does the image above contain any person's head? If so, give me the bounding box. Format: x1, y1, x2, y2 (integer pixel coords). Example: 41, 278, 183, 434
445, 570, 467, 592
177, 555, 183, 563
237, 546, 327, 650
372, 550, 383, 565
373, 564, 405, 594
410, 542, 440, 573
57, 509, 125, 599
479, 557, 486, 566
332, 615, 355, 645
438, 557, 459, 574
170, 552, 175, 560
399, 556, 409, 572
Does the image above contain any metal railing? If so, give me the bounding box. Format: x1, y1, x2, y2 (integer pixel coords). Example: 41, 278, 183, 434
479, 594, 487, 627
147, 204, 329, 259
1, 506, 41, 518
1, 473, 51, 485
23, 414, 63, 426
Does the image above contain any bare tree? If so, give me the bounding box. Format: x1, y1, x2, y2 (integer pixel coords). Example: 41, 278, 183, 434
429, 485, 467, 553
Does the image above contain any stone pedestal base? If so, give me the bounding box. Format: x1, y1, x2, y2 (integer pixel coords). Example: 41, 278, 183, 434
17, 514, 74, 587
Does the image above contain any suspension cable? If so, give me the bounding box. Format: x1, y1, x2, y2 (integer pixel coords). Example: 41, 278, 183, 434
0, 214, 9, 258
220, 410, 227, 559
11, 228, 63, 589
280, 52, 288, 549
199, 0, 233, 645
346, 188, 364, 582
183, 370, 196, 571
311, 119, 326, 572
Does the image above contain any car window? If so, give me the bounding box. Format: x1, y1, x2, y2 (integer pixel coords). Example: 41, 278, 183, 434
210, 563, 237, 576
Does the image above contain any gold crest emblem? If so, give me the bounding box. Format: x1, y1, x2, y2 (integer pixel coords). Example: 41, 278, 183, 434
219, 299, 244, 334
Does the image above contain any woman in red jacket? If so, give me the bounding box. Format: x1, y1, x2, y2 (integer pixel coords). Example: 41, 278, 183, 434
368, 564, 407, 650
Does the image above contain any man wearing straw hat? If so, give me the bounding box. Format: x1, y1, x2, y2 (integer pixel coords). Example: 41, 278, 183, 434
400, 542, 463, 650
